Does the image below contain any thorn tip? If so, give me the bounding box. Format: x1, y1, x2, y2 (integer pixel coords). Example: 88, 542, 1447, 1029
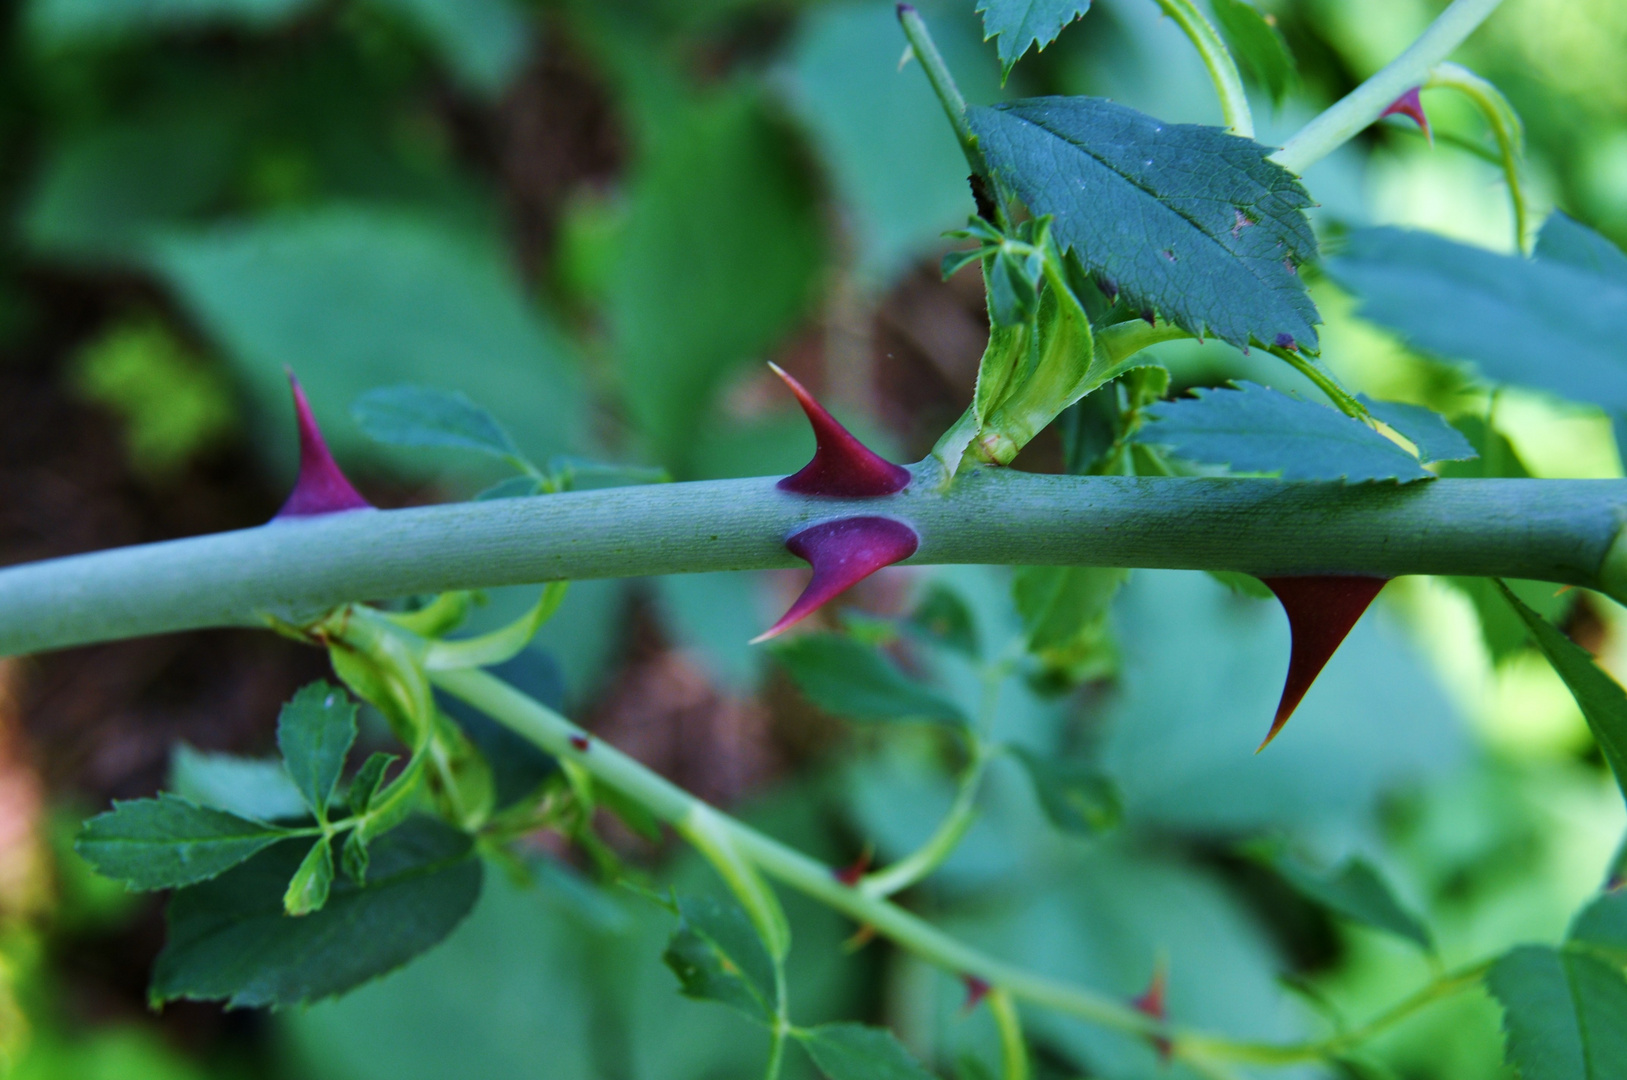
771, 365, 911, 498
1257, 576, 1389, 749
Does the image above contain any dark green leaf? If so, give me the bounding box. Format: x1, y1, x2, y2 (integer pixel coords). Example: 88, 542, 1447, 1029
1570, 891, 1627, 965
348, 752, 397, 818
366, 0, 530, 99
277, 682, 358, 821
609, 89, 823, 474
1497, 581, 1627, 803
795, 1022, 939, 1080
908, 585, 980, 658
151, 817, 481, 1009
772, 635, 967, 726
341, 829, 370, 885
1209, 0, 1295, 106
283, 837, 335, 916
77, 794, 289, 891
1013, 565, 1127, 652
28, 0, 311, 42
1135, 382, 1431, 482
1010, 748, 1121, 836
1357, 396, 1477, 464
1327, 228, 1627, 413
1270, 856, 1432, 951
350, 385, 523, 462
976, 0, 1091, 80
1488, 944, 1627, 1079
1447, 577, 1574, 664
663, 895, 778, 1022
968, 97, 1319, 350
1536, 212, 1627, 286
170, 744, 307, 822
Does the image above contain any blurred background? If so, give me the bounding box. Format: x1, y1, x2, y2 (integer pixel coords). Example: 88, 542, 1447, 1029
0, 0, 1623, 1077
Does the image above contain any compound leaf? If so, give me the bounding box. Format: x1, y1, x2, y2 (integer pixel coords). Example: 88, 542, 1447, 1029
1498, 582, 1627, 804
662, 895, 779, 1023
151, 816, 481, 1009
968, 96, 1319, 351
1134, 382, 1431, 482
277, 681, 358, 822
1488, 944, 1627, 1080
1209, 0, 1295, 106
1357, 396, 1476, 465
795, 1022, 939, 1080
76, 794, 290, 891
351, 385, 524, 463
1327, 227, 1627, 413
976, 0, 1091, 81
771, 635, 967, 727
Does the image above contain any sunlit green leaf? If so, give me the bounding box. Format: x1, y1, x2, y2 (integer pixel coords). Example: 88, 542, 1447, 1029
1570, 890, 1627, 965
1209, 0, 1295, 106
1488, 944, 1627, 1080
1356, 396, 1476, 465
1269, 854, 1432, 951
968, 97, 1319, 350
1135, 382, 1431, 482
77, 794, 290, 891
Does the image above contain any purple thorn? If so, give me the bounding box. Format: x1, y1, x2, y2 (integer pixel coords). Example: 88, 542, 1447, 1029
752, 516, 919, 643
1273, 333, 1298, 351
962, 975, 992, 1012
274, 370, 373, 520
1380, 86, 1432, 144
771, 364, 911, 498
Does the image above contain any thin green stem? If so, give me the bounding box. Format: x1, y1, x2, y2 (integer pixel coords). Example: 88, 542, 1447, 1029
1426, 62, 1530, 253
897, 4, 1008, 227
1268, 345, 1369, 420
1152, 0, 1253, 137
1272, 0, 1507, 175
859, 741, 990, 899
987, 988, 1031, 1080
764, 963, 790, 1080
5, 474, 1625, 658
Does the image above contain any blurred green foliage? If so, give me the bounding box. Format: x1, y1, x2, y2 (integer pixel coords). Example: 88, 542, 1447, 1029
3, 0, 1627, 1077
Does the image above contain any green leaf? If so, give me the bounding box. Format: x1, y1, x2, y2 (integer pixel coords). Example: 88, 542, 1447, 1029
150, 207, 584, 470
1497, 581, 1627, 804
609, 89, 823, 474
1009, 748, 1122, 836
1488, 944, 1627, 1080
771, 635, 968, 727
795, 1023, 939, 1080
277, 682, 359, 822
1134, 382, 1432, 482
1327, 227, 1627, 413
351, 385, 525, 463
76, 794, 290, 891
169, 744, 308, 822
909, 585, 981, 659
341, 829, 371, 885
366, 0, 530, 99
28, 0, 312, 43
1570, 891, 1627, 965
1535, 212, 1627, 286
1209, 0, 1295, 106
475, 476, 545, 501
976, 0, 1091, 81
151, 816, 481, 1009
1446, 577, 1575, 664
283, 837, 335, 916
1356, 396, 1477, 465
1269, 855, 1433, 951
662, 895, 779, 1023
1013, 565, 1127, 652
349, 753, 397, 818
968, 97, 1319, 351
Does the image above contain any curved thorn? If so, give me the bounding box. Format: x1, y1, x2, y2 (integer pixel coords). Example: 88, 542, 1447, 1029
1380, 86, 1432, 143
274, 370, 373, 520
770, 363, 911, 498
751, 516, 919, 642
1258, 575, 1390, 750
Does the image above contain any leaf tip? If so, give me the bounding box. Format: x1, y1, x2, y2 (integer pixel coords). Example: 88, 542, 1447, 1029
771, 365, 911, 498
275, 371, 373, 521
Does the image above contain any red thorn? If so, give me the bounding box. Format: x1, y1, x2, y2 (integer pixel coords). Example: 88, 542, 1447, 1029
275, 371, 372, 520
1132, 964, 1172, 1061
962, 975, 991, 1012
1258, 576, 1389, 750
833, 847, 872, 887
770, 364, 910, 498
568, 735, 590, 752
1380, 86, 1431, 144
752, 517, 919, 642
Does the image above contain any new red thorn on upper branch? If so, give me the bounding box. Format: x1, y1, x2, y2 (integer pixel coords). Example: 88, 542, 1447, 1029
1380, 87, 1431, 144
1258, 576, 1390, 750
770, 363, 910, 498
274, 371, 373, 520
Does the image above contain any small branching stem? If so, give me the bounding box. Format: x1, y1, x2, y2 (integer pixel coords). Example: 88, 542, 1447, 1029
1425, 62, 1531, 253
1273, 0, 1507, 175
1153, 0, 1253, 137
